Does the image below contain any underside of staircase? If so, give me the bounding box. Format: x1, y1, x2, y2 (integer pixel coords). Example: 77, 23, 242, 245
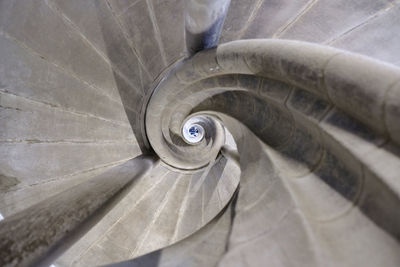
1, 0, 400, 266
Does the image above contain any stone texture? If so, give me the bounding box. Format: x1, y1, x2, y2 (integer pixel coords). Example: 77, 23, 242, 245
109, 199, 233, 267
385, 81, 400, 144
48, 0, 149, 93
105, 0, 142, 16
0, 91, 135, 142
0, 34, 130, 124
1, 1, 400, 267
325, 52, 400, 135
242, 0, 311, 39
279, 0, 390, 43
220, 0, 262, 43
0, 141, 140, 185
331, 4, 400, 66
362, 142, 400, 200
320, 108, 386, 158
287, 88, 331, 121
259, 77, 293, 104
55, 162, 169, 266
112, 0, 166, 80
46, 0, 110, 58
151, 0, 186, 64
218, 40, 340, 99
0, 161, 121, 217
0, 156, 155, 267
0, 0, 120, 100
65, 157, 239, 266
143, 36, 400, 267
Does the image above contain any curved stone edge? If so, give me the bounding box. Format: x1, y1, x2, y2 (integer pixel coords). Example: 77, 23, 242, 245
146, 39, 400, 170
171, 39, 400, 142
215, 39, 400, 142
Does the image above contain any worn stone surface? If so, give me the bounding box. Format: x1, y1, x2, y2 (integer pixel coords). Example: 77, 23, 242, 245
242, 0, 311, 39
58, 157, 239, 266
385, 81, 400, 144
0, 91, 134, 142
219, 0, 262, 43
151, 0, 186, 64
0, 34, 130, 123
279, 0, 390, 43
331, 4, 400, 66
107, 199, 234, 267
0, 173, 19, 193
325, 52, 400, 134
0, 0, 120, 100
0, 161, 122, 217
1, 1, 400, 267
0, 0, 149, 232
0, 141, 140, 185
0, 156, 155, 267
111, 0, 166, 80
143, 38, 400, 267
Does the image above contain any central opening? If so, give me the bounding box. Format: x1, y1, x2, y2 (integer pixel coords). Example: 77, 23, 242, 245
182, 122, 205, 144
189, 126, 200, 137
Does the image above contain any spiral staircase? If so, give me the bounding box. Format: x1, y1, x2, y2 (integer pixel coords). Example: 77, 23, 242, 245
1, 0, 400, 266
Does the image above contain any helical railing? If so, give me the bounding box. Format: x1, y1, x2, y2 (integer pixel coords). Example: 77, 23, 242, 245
139, 39, 400, 266
145, 39, 400, 169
